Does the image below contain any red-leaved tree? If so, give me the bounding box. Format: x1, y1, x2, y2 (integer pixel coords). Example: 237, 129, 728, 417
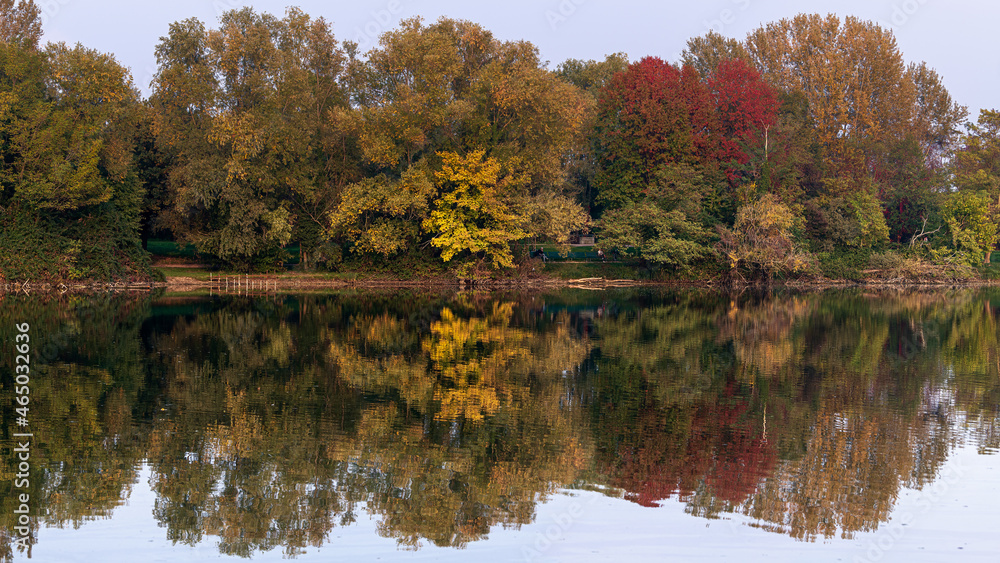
593, 56, 778, 211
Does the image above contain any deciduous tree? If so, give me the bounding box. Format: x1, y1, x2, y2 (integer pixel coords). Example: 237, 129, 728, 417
350, 17, 589, 265
0, 0, 40, 49
592, 57, 706, 210
422, 150, 528, 269
598, 201, 712, 271
746, 14, 916, 176
1, 31, 148, 280
150, 8, 357, 269
941, 190, 998, 264
680, 30, 750, 78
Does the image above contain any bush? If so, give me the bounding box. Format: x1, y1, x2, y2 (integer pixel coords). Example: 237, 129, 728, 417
925, 248, 979, 279
719, 194, 817, 282
313, 242, 344, 271
817, 253, 864, 282
867, 250, 905, 270
860, 248, 978, 282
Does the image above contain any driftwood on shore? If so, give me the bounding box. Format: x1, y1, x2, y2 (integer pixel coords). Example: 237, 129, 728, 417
565, 277, 643, 288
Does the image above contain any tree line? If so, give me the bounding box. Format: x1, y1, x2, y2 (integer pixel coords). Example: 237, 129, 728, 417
1, 2, 998, 280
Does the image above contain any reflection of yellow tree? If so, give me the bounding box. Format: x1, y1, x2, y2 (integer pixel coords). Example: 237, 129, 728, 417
5, 288, 998, 558
145, 294, 593, 553
328, 300, 593, 548
328, 300, 589, 424
426, 304, 529, 421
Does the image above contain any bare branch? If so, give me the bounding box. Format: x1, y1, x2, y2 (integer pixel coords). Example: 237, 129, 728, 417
909, 216, 943, 248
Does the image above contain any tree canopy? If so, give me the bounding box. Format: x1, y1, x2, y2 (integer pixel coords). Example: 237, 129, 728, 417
2, 6, 997, 280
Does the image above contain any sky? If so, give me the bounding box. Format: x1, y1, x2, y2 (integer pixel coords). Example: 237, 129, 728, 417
35, 0, 1000, 119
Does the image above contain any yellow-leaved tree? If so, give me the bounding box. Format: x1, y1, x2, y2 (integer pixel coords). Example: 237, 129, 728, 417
344, 17, 589, 266
423, 150, 528, 270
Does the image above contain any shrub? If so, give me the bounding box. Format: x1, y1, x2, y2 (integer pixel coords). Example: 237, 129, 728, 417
867, 250, 905, 270
718, 194, 817, 281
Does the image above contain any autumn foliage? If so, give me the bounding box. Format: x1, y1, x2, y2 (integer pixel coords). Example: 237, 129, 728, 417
2, 3, 998, 280
592, 56, 777, 212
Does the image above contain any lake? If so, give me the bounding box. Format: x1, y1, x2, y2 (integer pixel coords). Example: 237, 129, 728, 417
1, 288, 998, 562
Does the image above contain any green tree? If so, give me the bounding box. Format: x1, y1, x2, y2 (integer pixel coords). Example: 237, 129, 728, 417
907, 62, 968, 167
880, 136, 945, 244
941, 190, 998, 264
598, 202, 712, 271
555, 53, 629, 214
952, 110, 1000, 203
556, 52, 629, 99
327, 165, 434, 257
805, 178, 890, 250
947, 110, 1000, 263
680, 30, 750, 77
597, 163, 715, 271
0, 29, 148, 280
150, 8, 358, 269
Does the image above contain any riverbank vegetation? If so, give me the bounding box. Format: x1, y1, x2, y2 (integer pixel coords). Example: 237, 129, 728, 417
1, 1, 998, 284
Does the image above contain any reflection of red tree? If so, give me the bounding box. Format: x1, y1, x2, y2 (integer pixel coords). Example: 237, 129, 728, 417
704, 429, 776, 504
603, 384, 776, 508
611, 408, 709, 507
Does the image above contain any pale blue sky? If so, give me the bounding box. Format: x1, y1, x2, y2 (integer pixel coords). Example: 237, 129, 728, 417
37, 0, 1000, 119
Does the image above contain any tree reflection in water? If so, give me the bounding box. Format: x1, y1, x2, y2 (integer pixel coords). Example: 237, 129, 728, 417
0, 288, 998, 558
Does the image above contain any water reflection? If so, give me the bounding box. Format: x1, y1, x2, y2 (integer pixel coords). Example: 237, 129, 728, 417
1, 288, 998, 559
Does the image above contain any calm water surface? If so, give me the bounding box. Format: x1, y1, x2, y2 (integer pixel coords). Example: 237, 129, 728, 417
1, 288, 998, 562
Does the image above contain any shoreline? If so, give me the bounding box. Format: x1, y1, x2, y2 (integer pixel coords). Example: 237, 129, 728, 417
1, 273, 997, 295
